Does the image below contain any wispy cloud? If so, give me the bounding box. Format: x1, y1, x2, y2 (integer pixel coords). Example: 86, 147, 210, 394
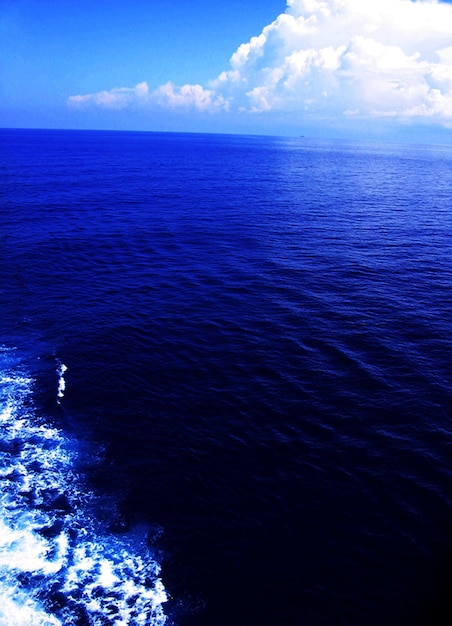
68, 82, 151, 110
68, 0, 452, 126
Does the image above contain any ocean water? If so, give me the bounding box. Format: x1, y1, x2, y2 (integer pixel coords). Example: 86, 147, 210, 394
1, 128, 452, 626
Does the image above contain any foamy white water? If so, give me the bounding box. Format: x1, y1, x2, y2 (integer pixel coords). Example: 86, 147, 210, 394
0, 347, 168, 626
57, 362, 67, 401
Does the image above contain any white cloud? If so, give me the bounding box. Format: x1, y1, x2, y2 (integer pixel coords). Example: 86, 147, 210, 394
68, 81, 150, 110
68, 80, 228, 112
211, 0, 452, 121
68, 0, 452, 127
151, 82, 228, 111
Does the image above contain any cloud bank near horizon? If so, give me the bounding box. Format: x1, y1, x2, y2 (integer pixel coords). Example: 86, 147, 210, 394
68, 0, 452, 128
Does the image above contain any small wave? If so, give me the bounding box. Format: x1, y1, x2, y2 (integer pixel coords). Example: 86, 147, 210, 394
0, 347, 168, 625
56, 362, 67, 402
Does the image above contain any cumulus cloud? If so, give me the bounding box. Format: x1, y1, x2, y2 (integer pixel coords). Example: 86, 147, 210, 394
68, 80, 227, 112
68, 0, 452, 126
151, 82, 228, 111
211, 0, 452, 121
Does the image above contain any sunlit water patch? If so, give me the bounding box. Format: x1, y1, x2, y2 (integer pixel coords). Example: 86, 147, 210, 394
0, 347, 168, 625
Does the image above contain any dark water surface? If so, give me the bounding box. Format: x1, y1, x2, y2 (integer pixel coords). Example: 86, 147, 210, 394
1, 128, 452, 625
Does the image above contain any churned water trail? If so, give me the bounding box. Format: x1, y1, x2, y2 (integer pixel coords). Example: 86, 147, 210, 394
0, 347, 168, 625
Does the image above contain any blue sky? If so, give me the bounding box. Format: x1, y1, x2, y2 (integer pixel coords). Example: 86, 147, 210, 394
2, 0, 452, 140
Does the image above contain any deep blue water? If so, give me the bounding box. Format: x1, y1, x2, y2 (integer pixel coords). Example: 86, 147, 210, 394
1, 128, 452, 625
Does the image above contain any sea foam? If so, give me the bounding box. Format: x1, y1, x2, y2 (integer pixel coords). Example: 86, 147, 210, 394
0, 348, 168, 625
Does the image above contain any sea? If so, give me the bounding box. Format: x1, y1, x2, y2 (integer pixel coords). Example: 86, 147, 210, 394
1, 127, 452, 626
